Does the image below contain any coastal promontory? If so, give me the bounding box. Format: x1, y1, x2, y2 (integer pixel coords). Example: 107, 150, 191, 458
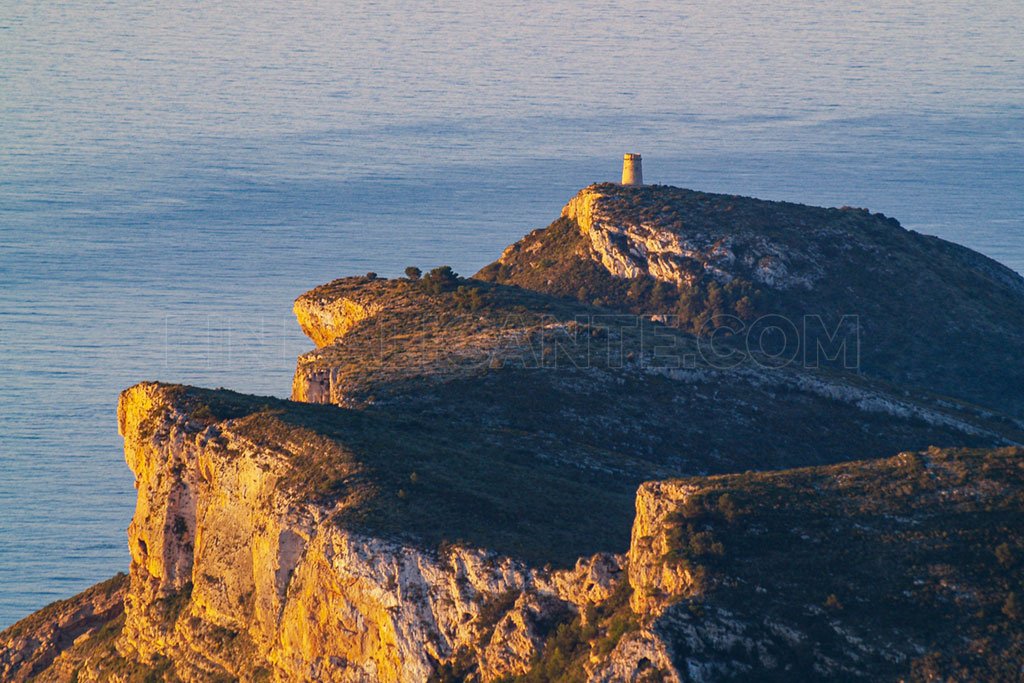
4, 185, 1023, 682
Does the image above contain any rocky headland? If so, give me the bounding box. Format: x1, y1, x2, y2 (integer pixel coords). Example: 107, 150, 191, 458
478, 184, 1024, 418
4, 184, 1023, 682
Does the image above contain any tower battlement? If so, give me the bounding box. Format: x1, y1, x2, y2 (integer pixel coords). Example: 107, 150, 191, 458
621, 153, 643, 185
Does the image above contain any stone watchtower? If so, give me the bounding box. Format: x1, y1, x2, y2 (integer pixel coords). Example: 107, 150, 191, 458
621, 153, 643, 185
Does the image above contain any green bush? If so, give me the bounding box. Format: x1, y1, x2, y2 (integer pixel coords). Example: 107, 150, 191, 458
454, 285, 483, 311
420, 266, 459, 294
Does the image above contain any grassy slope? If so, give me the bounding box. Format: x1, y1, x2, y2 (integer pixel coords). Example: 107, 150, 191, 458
654, 446, 1024, 680
291, 277, 1022, 478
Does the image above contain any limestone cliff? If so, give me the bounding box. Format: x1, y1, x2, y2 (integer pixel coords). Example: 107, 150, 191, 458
6, 391, 1024, 681
1, 382, 651, 681
294, 289, 383, 349
114, 382, 639, 681
559, 187, 810, 289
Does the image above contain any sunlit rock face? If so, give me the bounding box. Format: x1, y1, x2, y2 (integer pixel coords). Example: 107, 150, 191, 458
561, 185, 821, 290
111, 383, 633, 682
294, 294, 383, 349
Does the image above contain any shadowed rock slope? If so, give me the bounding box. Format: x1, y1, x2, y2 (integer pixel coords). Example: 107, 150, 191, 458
476, 183, 1024, 418
291, 275, 1022, 477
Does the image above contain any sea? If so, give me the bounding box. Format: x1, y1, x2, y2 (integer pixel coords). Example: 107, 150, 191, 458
1, 0, 1022, 628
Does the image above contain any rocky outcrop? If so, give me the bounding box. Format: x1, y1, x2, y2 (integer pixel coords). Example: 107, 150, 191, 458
110, 382, 632, 681
294, 284, 384, 348
289, 277, 578, 408
588, 631, 680, 683
561, 187, 815, 290
0, 574, 127, 682
627, 481, 703, 615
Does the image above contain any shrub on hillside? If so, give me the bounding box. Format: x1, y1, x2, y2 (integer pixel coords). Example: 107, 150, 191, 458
420, 266, 459, 294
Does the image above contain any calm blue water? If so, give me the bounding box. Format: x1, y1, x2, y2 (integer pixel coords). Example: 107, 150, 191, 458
1, 0, 1022, 628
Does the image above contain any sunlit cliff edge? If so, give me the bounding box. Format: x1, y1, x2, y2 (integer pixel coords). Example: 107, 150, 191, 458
4, 184, 1024, 682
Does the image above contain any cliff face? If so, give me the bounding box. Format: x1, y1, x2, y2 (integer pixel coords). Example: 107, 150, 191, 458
478, 184, 1024, 418
119, 382, 551, 680
8, 383, 643, 682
